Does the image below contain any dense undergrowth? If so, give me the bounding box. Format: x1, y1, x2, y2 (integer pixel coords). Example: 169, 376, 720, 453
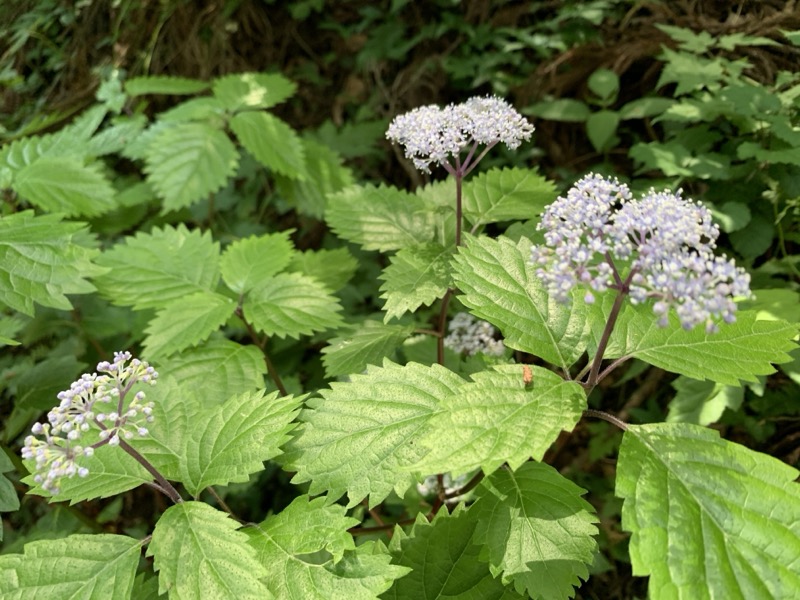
1, 2, 799, 599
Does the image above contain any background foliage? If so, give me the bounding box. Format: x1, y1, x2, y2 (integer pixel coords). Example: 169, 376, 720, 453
1, 1, 799, 598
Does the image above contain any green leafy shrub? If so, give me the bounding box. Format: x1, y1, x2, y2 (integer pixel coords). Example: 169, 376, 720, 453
1, 68, 799, 599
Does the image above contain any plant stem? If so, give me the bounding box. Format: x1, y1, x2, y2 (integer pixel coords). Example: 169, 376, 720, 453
119, 439, 183, 504
443, 469, 484, 499
237, 305, 288, 396
436, 289, 453, 365
583, 408, 629, 431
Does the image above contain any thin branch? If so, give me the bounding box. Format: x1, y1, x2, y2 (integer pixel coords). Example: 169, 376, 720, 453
583, 408, 629, 431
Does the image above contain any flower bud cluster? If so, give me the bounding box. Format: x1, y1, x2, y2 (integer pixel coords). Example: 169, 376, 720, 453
21, 351, 158, 494
530, 174, 752, 332
386, 95, 534, 173
444, 312, 505, 357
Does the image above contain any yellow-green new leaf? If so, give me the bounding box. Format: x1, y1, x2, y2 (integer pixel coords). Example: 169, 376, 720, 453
463, 167, 556, 228
230, 111, 307, 180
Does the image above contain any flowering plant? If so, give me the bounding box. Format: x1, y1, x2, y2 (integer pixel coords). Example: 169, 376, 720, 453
3, 83, 798, 600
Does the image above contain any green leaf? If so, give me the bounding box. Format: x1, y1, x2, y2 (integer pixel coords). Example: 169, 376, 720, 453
148, 501, 271, 599
322, 320, 416, 378
220, 231, 295, 294
243, 272, 344, 339
156, 338, 266, 408
472, 462, 598, 600
230, 111, 307, 180
85, 115, 148, 157
286, 247, 358, 292
667, 376, 744, 425
0, 534, 141, 599
212, 72, 296, 111
618, 97, 675, 119
180, 390, 300, 496
245, 496, 406, 599
0, 211, 105, 316
526, 99, 590, 122
410, 366, 586, 476
125, 75, 210, 96
23, 444, 152, 504
656, 48, 724, 95
453, 235, 591, 371
93, 224, 220, 310
710, 201, 751, 233
13, 157, 116, 217
159, 97, 226, 123
383, 508, 523, 600
617, 423, 800, 599
144, 122, 239, 212
274, 138, 354, 219
587, 68, 620, 101
14, 355, 86, 410
142, 291, 236, 359
379, 242, 453, 322
597, 306, 797, 385
586, 110, 620, 152
326, 184, 435, 251
285, 360, 465, 507
462, 167, 557, 228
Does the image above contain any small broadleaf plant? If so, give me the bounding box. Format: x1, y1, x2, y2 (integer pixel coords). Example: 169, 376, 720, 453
2, 89, 799, 600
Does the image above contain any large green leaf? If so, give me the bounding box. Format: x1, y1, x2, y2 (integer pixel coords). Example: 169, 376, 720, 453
148, 502, 271, 599
242, 272, 344, 339
0, 211, 105, 316
220, 231, 294, 294
326, 184, 436, 251
144, 122, 239, 212
452, 235, 591, 371
245, 496, 407, 599
0, 534, 141, 599
212, 72, 296, 111
379, 242, 453, 322
23, 444, 152, 504
285, 360, 465, 507
472, 462, 598, 600
410, 366, 586, 477
383, 508, 523, 600
180, 390, 300, 496
274, 138, 354, 219
462, 167, 556, 228
13, 157, 116, 217
595, 304, 798, 385
230, 111, 307, 180
322, 320, 416, 378
156, 338, 266, 408
617, 423, 800, 599
93, 224, 220, 310
142, 291, 236, 359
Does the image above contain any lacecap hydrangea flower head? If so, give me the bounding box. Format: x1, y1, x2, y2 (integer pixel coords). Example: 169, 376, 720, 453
22, 351, 157, 494
530, 173, 752, 333
386, 95, 534, 173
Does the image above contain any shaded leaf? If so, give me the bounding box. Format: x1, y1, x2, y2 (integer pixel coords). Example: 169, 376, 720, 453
379, 242, 453, 322
0, 212, 104, 316
322, 320, 416, 378
143, 291, 236, 359
220, 231, 294, 294
667, 376, 744, 425
144, 122, 239, 212
286, 247, 358, 292
93, 224, 220, 310
125, 75, 210, 96
472, 462, 598, 599
243, 272, 344, 339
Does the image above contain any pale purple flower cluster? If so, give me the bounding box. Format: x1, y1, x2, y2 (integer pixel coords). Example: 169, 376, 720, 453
444, 312, 505, 357
386, 96, 534, 172
21, 351, 157, 494
530, 174, 752, 332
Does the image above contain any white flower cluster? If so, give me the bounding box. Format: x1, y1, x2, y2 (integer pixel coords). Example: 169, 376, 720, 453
444, 312, 505, 357
21, 351, 157, 494
386, 95, 534, 172
530, 173, 752, 332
